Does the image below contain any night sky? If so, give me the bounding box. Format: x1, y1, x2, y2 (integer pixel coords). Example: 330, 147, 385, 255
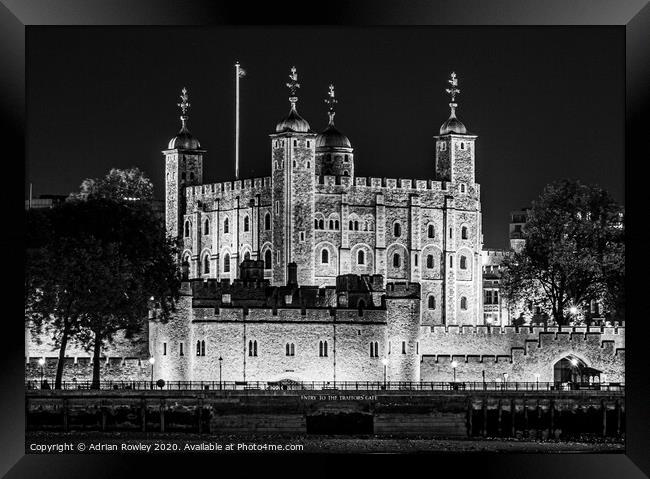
26, 27, 624, 249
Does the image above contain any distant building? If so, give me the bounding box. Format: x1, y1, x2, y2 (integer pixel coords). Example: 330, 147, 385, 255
481, 249, 510, 325
509, 208, 530, 252
24, 194, 67, 210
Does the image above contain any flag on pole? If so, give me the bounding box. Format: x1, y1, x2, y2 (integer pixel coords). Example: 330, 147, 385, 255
238, 67, 247, 77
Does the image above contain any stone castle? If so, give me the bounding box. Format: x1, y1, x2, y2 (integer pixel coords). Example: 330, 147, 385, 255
25, 70, 625, 386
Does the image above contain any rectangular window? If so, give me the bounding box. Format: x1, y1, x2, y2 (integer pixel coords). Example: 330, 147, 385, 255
494, 291, 499, 304
449, 228, 453, 239
402, 341, 406, 354
163, 342, 167, 356
275, 201, 280, 214
416, 342, 419, 354
299, 231, 305, 242
450, 256, 453, 268
179, 343, 184, 356
276, 251, 280, 265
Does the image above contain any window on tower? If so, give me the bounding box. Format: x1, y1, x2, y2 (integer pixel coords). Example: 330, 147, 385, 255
223, 254, 230, 273
203, 255, 210, 274
394, 222, 401, 237
428, 224, 435, 238
428, 295, 436, 309
461, 226, 468, 239
321, 249, 329, 264
224, 217, 229, 234
358, 250, 365, 265
244, 215, 250, 232
203, 218, 210, 235
460, 255, 467, 270
264, 250, 272, 269
393, 253, 401, 268
184, 220, 190, 237
460, 297, 468, 310
265, 212, 271, 230
427, 255, 434, 269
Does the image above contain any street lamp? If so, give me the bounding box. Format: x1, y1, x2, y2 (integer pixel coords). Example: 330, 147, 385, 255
381, 358, 388, 389
535, 373, 540, 390
149, 357, 155, 389
451, 360, 458, 383
38, 357, 45, 388
503, 373, 508, 390
218, 356, 223, 390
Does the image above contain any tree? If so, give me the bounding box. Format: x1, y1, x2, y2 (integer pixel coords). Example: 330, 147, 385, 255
72, 167, 154, 201
500, 179, 624, 326
25, 169, 180, 388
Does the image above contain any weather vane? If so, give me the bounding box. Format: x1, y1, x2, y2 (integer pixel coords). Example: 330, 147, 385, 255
324, 84, 338, 124
178, 87, 190, 116
445, 72, 460, 104
286, 66, 301, 100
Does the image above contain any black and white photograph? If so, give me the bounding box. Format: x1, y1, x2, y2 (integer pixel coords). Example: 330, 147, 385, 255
4, 2, 647, 473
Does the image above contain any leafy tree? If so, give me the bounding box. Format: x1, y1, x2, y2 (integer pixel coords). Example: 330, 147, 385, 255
26, 169, 180, 389
500, 179, 624, 325
72, 167, 154, 201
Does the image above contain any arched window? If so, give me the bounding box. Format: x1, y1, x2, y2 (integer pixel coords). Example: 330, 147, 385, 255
319, 219, 324, 230
329, 220, 334, 230
244, 215, 250, 232
286, 343, 291, 356
319, 340, 328, 357
265, 212, 271, 230
264, 250, 272, 269
343, 171, 349, 176
223, 217, 229, 234
223, 253, 230, 273
203, 255, 210, 274
315, 218, 319, 229
358, 250, 365, 265
335, 220, 340, 230
201, 340, 205, 356
354, 221, 359, 231
426, 254, 434, 269
244, 251, 250, 261
428, 224, 435, 238
414, 254, 418, 267
349, 220, 354, 230
460, 297, 468, 310
428, 295, 436, 309
369, 341, 379, 358
248, 340, 258, 356
196, 340, 201, 356
321, 249, 329, 264
181, 172, 187, 181
394, 222, 401, 237
393, 253, 401, 268
460, 255, 467, 270
184, 220, 190, 237
307, 161, 311, 169
203, 218, 210, 235
461, 226, 468, 239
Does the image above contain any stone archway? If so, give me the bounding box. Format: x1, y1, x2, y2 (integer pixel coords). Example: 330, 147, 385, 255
553, 354, 600, 385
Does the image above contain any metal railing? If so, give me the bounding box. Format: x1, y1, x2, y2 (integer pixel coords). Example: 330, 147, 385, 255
24, 380, 624, 393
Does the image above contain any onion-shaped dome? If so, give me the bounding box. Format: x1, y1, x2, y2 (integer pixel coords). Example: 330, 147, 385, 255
439, 108, 467, 135
316, 123, 351, 148
168, 125, 201, 149
275, 104, 311, 133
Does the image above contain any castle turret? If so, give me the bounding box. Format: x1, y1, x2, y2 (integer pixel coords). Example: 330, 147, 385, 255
385, 282, 421, 382
433, 72, 477, 185
163, 87, 205, 249
315, 84, 354, 178
269, 67, 317, 286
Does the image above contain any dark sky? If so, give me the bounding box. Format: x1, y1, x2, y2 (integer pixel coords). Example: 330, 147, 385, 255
26, 27, 624, 249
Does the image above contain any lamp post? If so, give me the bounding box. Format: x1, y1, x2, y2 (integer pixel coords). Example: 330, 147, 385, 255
381, 358, 388, 389
38, 357, 45, 388
451, 360, 458, 383
503, 373, 508, 390
149, 357, 155, 389
219, 356, 223, 390
535, 373, 540, 391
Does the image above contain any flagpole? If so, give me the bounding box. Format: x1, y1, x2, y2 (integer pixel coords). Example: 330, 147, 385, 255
235, 61, 240, 180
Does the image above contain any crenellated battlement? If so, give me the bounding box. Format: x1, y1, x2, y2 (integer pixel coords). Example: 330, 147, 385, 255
318, 175, 453, 192
185, 176, 272, 199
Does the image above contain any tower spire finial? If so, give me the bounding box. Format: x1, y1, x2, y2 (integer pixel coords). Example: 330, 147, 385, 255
324, 83, 338, 126
445, 72, 460, 117
177, 87, 190, 129
286, 66, 301, 109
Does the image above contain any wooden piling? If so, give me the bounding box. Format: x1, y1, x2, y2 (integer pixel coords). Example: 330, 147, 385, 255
160, 399, 165, 433
482, 397, 487, 437
497, 399, 502, 436
601, 399, 607, 437
140, 397, 146, 433
510, 399, 516, 437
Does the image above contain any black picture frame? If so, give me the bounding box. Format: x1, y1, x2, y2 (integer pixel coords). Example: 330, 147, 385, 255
2, 1, 648, 477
